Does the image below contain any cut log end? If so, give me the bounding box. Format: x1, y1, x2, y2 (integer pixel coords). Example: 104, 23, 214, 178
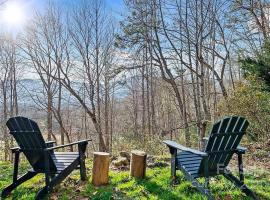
131, 150, 146, 156
92, 152, 110, 186
93, 152, 110, 156
130, 150, 147, 178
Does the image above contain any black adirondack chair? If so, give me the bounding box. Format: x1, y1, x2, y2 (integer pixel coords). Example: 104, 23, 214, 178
164, 116, 258, 200
1, 116, 91, 199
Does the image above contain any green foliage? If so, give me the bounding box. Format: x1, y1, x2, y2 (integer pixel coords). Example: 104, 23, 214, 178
1, 160, 270, 199
112, 134, 167, 155
83, 167, 270, 200
217, 76, 270, 142
240, 40, 270, 89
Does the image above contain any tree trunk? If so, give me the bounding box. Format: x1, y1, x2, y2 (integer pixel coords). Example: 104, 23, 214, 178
47, 90, 53, 141
104, 75, 110, 151
92, 152, 110, 186
2, 85, 8, 161
130, 150, 147, 178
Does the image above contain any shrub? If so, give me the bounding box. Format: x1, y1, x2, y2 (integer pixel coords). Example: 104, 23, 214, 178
217, 76, 270, 144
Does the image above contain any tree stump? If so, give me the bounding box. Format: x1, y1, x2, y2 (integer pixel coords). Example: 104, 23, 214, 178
92, 152, 110, 186
130, 150, 147, 178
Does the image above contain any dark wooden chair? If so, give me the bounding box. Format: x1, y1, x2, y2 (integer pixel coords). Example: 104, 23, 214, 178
164, 116, 258, 200
1, 116, 91, 200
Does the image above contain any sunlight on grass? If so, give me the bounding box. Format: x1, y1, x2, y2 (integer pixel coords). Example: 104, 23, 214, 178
0, 161, 269, 200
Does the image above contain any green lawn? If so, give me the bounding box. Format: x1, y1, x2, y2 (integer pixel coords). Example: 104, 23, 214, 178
0, 160, 269, 200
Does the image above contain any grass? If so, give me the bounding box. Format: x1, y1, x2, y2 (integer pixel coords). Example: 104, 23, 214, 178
0, 160, 269, 200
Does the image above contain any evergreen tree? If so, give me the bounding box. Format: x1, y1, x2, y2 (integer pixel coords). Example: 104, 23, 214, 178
240, 40, 270, 89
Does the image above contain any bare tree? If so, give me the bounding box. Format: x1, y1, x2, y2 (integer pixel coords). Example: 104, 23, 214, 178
55, 0, 116, 151
230, 0, 270, 54
20, 4, 65, 142
0, 34, 21, 160
118, 0, 233, 147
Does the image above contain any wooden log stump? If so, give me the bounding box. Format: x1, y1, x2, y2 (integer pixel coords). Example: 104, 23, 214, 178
92, 152, 110, 186
130, 150, 147, 178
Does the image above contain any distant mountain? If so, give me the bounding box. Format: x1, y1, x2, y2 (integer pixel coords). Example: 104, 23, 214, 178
17, 79, 129, 108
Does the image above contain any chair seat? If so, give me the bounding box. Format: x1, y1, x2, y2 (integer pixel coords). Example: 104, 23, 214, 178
51, 152, 79, 173
176, 151, 202, 178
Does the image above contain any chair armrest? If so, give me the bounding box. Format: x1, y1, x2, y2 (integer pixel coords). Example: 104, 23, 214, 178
45, 139, 92, 151
202, 137, 209, 143
45, 141, 56, 148
202, 137, 209, 150
163, 140, 208, 157
10, 147, 21, 153
10, 142, 56, 152
235, 145, 247, 154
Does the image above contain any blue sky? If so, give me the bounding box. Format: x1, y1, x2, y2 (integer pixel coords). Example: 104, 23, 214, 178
32, 0, 125, 17
0, 0, 125, 33
0, 0, 126, 79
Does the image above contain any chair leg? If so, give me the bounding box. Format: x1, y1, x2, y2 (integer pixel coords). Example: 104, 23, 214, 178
191, 178, 214, 200
36, 159, 80, 200
35, 173, 57, 200
237, 153, 244, 184
169, 148, 177, 185
223, 170, 259, 200
35, 186, 49, 200
79, 143, 87, 181
204, 158, 209, 189
1, 171, 37, 198
225, 153, 258, 200
180, 165, 214, 200
13, 151, 20, 182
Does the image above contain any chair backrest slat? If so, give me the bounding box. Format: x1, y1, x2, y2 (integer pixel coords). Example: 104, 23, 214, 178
201, 116, 248, 174
6, 116, 56, 172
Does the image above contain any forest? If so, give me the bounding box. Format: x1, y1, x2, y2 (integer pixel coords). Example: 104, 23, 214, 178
0, 0, 269, 199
